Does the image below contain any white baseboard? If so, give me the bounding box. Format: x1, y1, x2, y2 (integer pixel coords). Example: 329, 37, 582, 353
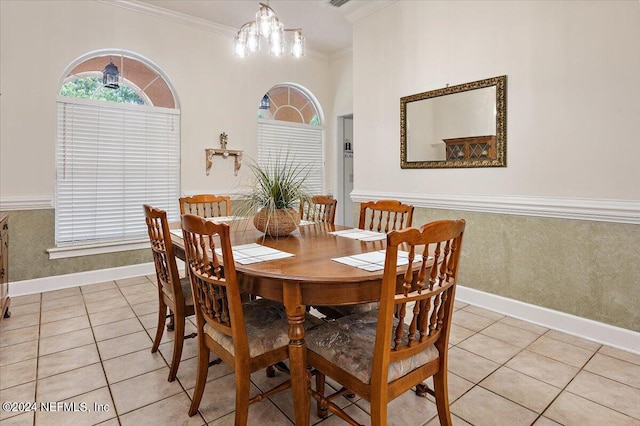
457, 285, 640, 355
7, 265, 638, 355
8, 263, 157, 297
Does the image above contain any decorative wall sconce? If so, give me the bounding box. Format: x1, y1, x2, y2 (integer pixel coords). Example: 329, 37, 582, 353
205, 132, 243, 176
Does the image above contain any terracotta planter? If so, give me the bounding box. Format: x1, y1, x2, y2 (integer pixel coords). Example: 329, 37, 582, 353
253, 208, 300, 237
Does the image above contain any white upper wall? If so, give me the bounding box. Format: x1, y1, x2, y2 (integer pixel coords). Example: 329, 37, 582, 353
353, 1, 640, 201
0, 0, 333, 198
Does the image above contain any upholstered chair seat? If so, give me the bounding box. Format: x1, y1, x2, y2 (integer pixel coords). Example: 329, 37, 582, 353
306, 310, 439, 384
205, 298, 323, 357
161, 277, 193, 306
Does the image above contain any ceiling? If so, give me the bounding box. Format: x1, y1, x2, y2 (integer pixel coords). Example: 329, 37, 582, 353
135, 0, 373, 56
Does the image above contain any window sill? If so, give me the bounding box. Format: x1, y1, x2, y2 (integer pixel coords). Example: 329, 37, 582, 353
47, 239, 149, 260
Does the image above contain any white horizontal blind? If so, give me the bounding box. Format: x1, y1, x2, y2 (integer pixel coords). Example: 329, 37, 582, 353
56, 98, 180, 245
257, 120, 324, 196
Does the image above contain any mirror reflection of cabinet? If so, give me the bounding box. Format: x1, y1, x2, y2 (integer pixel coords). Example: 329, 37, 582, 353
0, 214, 10, 322
444, 135, 495, 161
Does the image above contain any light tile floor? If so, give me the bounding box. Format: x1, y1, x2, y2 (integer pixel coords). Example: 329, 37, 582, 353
1, 275, 639, 426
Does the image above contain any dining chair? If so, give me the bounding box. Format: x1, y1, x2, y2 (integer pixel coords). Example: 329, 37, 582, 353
179, 194, 231, 218
300, 195, 337, 224
143, 204, 196, 382
306, 219, 466, 426
317, 199, 415, 319
181, 213, 323, 422
359, 199, 414, 233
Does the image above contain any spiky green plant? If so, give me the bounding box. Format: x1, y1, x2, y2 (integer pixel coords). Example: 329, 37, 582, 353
247, 152, 313, 210
235, 152, 314, 235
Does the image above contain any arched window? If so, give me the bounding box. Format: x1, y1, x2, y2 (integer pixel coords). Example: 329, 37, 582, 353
55, 52, 180, 249
258, 85, 320, 125
257, 84, 324, 195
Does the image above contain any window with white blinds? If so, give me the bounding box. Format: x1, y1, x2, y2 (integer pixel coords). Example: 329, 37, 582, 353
257, 119, 324, 196
56, 97, 180, 246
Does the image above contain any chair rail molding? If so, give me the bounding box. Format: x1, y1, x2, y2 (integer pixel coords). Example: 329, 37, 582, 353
0, 195, 53, 211
350, 191, 640, 225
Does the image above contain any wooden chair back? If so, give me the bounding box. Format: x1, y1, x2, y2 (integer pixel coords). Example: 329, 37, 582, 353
179, 194, 231, 218
375, 219, 465, 397
180, 214, 248, 361
143, 204, 184, 308
358, 199, 414, 233
181, 213, 296, 421
300, 195, 337, 224
144, 204, 196, 382
307, 219, 465, 426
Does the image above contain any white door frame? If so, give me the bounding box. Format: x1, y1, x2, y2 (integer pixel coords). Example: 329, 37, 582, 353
335, 114, 353, 226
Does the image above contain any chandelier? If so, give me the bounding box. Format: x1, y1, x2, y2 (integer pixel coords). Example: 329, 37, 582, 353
234, 3, 305, 58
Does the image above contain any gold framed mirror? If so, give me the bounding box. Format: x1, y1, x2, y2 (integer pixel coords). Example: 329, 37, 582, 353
400, 75, 507, 169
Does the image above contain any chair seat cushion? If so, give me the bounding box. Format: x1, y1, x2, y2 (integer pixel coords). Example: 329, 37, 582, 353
160, 277, 193, 307
162, 277, 193, 306
315, 302, 378, 320
306, 310, 439, 384
179, 277, 193, 306
204, 299, 324, 358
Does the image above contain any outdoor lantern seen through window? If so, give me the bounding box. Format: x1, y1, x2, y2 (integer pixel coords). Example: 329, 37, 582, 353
102, 58, 120, 89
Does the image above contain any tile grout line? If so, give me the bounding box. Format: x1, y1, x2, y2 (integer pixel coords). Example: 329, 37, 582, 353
531, 347, 602, 424
82, 280, 123, 426
31, 292, 43, 426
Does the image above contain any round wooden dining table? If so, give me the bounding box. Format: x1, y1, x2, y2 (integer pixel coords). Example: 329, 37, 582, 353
172, 220, 425, 426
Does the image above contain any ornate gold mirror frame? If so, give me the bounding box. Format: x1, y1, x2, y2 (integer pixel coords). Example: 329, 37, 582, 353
400, 75, 507, 169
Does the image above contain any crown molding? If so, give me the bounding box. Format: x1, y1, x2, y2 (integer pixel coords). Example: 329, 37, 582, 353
350, 191, 640, 225
99, 0, 329, 61
344, 0, 396, 23
329, 46, 353, 62
100, 0, 236, 37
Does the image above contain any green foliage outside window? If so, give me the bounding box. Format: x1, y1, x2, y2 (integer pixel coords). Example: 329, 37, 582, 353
60, 77, 145, 105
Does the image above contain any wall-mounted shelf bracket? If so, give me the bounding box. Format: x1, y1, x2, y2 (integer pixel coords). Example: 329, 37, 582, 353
205, 149, 243, 176
205, 132, 243, 176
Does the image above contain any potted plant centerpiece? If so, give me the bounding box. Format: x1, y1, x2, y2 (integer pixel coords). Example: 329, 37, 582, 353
241, 153, 313, 237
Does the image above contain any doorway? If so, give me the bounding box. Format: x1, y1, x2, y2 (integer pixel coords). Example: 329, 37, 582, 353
337, 114, 354, 226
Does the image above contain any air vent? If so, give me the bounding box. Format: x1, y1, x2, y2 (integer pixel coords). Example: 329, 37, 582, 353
329, 0, 350, 7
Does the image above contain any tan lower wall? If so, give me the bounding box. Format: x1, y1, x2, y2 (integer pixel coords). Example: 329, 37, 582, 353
406, 207, 639, 332
6, 209, 151, 285
7, 206, 640, 332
